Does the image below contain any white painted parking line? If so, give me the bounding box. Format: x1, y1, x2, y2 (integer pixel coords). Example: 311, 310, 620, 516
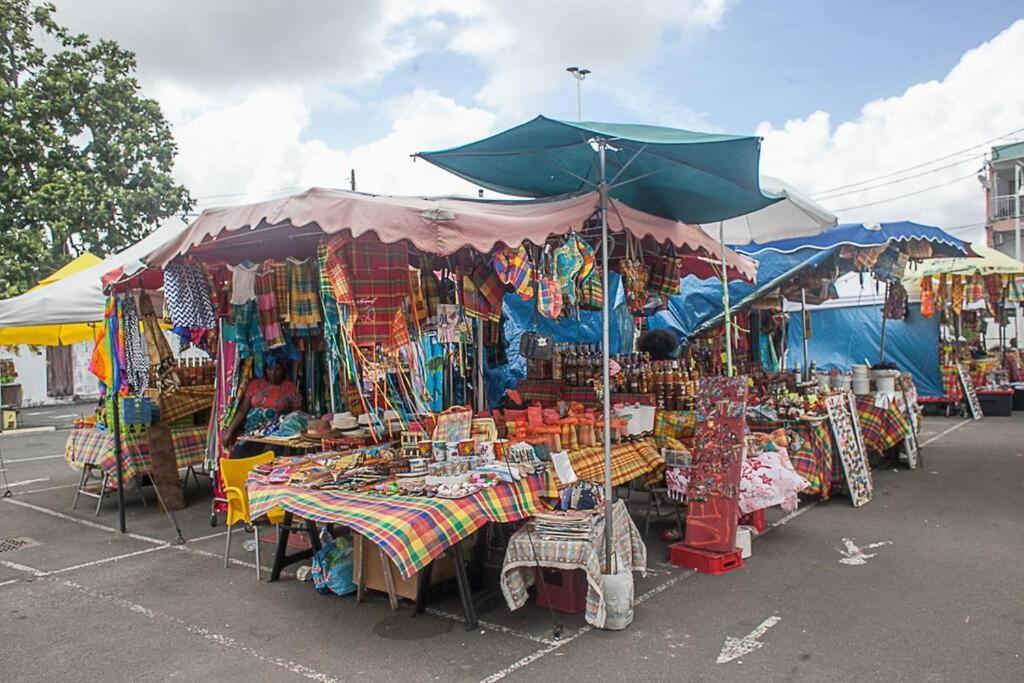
3, 454, 64, 463
0, 578, 20, 588
5, 477, 50, 488
919, 419, 970, 447
13, 483, 77, 495
0, 426, 56, 436
426, 608, 558, 645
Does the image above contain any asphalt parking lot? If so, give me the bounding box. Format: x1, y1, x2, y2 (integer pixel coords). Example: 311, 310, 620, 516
1, 411, 1022, 681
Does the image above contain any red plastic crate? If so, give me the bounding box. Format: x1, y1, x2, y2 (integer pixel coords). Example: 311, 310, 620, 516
535, 568, 588, 614
739, 508, 767, 533
667, 543, 744, 574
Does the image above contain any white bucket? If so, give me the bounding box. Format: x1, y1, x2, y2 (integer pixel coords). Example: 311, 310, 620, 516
851, 364, 869, 378
600, 570, 635, 630
853, 378, 871, 395
736, 526, 754, 559
871, 369, 900, 394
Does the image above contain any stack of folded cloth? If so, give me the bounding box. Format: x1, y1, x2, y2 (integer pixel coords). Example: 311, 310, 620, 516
528, 510, 597, 541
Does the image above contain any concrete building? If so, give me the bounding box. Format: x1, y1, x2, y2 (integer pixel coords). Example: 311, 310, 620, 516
984, 141, 1024, 258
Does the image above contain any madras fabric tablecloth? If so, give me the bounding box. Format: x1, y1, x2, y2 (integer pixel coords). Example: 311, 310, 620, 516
941, 366, 963, 402
65, 426, 207, 481
564, 438, 664, 487
785, 420, 834, 499
247, 471, 558, 580
500, 500, 645, 628
855, 395, 910, 452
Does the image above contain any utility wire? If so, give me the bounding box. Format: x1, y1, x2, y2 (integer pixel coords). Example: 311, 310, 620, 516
812, 156, 981, 201
829, 172, 977, 212
809, 126, 1024, 197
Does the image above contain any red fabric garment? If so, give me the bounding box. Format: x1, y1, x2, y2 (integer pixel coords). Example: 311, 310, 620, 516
246, 378, 301, 413
346, 235, 411, 345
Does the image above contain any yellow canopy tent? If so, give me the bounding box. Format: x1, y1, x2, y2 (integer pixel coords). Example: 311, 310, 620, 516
906, 243, 1024, 280
0, 253, 103, 346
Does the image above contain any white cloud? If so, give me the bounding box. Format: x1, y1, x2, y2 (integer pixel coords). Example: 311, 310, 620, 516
447, 0, 732, 118
174, 87, 495, 210
755, 19, 1024, 244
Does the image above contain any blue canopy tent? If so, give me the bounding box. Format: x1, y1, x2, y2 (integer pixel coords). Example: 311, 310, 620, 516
787, 303, 944, 397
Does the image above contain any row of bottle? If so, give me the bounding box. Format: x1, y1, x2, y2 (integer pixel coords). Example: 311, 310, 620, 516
148, 358, 216, 387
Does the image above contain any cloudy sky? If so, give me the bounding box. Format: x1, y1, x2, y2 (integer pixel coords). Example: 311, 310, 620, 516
52, 0, 1024, 244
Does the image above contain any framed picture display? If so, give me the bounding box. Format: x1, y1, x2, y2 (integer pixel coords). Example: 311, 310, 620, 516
825, 394, 873, 507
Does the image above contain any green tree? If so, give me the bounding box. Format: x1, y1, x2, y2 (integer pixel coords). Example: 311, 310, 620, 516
0, 0, 192, 296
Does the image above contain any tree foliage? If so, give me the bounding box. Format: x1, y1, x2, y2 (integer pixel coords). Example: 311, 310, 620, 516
0, 0, 192, 295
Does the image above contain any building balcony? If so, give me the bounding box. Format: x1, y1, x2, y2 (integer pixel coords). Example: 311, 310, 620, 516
991, 194, 1020, 221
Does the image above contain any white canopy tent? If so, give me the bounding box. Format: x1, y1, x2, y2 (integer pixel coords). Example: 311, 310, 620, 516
0, 221, 188, 333
700, 175, 838, 246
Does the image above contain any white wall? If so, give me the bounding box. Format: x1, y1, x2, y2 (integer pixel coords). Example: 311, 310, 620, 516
0, 342, 100, 407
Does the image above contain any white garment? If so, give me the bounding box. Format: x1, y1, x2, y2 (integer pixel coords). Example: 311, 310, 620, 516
228, 262, 259, 304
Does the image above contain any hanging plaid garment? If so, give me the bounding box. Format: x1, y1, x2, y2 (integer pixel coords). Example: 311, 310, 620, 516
984, 273, 1003, 306
950, 274, 964, 314
621, 232, 649, 314
286, 257, 322, 336
463, 275, 501, 322
321, 234, 355, 305
1008, 277, 1024, 303
935, 273, 948, 305
385, 307, 412, 351
648, 249, 682, 296
255, 266, 286, 349
904, 241, 934, 259
121, 295, 149, 394
139, 293, 180, 394
578, 268, 604, 310
535, 248, 563, 319
163, 259, 217, 332
408, 269, 429, 324
576, 236, 597, 281
554, 235, 584, 306
421, 268, 442, 321
271, 261, 290, 313
233, 300, 268, 361
920, 276, 936, 318
315, 241, 346, 404
494, 244, 534, 300
347, 235, 411, 345
968, 272, 985, 304
472, 261, 506, 311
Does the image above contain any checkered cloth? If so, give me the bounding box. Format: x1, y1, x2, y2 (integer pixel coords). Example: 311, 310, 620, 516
255, 267, 285, 348
565, 438, 664, 488
654, 410, 696, 446
321, 234, 354, 305
855, 395, 910, 452
247, 470, 557, 580
271, 262, 290, 314
286, 258, 322, 333
65, 426, 206, 482
463, 274, 501, 322
785, 421, 834, 498
158, 385, 214, 424
501, 500, 645, 628
941, 366, 962, 401
347, 236, 410, 345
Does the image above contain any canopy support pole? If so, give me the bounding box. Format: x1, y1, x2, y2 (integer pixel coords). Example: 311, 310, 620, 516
801, 288, 809, 380
720, 223, 733, 377
474, 318, 486, 413
879, 281, 890, 365
598, 139, 615, 573
780, 292, 787, 371
112, 396, 126, 533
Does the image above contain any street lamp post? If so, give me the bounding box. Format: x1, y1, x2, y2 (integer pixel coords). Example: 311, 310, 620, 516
566, 66, 591, 121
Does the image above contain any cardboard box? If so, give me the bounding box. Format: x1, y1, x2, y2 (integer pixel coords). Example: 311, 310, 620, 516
353, 533, 457, 601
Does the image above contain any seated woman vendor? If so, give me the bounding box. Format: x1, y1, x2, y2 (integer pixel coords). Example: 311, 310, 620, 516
223, 360, 301, 458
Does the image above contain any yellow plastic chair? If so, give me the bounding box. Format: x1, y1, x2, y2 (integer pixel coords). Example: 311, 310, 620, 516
221, 451, 286, 580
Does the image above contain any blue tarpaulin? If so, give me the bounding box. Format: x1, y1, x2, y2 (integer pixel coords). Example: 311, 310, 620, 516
787, 303, 944, 397
650, 247, 836, 338
743, 221, 967, 256
486, 272, 628, 406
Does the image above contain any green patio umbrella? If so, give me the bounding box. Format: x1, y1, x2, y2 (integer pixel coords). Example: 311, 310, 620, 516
418, 116, 778, 572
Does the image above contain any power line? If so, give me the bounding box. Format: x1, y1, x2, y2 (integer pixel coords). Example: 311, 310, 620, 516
809, 125, 1024, 197
830, 172, 977, 212
813, 156, 981, 201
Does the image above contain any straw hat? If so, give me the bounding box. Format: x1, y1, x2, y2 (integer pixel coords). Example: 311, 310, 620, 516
331, 412, 359, 431
304, 418, 341, 439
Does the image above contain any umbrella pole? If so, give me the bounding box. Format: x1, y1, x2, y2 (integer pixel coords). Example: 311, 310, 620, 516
720, 223, 733, 377
801, 288, 809, 380
113, 395, 126, 533
780, 292, 787, 371
598, 139, 614, 572
474, 318, 485, 412
879, 281, 890, 365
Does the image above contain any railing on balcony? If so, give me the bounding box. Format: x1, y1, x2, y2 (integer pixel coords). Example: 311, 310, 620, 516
992, 194, 1020, 220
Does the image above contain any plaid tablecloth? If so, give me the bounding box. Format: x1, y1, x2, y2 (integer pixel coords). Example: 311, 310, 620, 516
65, 426, 207, 481
564, 438, 664, 487
855, 395, 910, 452
247, 471, 558, 579
500, 500, 645, 628
785, 420, 835, 499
